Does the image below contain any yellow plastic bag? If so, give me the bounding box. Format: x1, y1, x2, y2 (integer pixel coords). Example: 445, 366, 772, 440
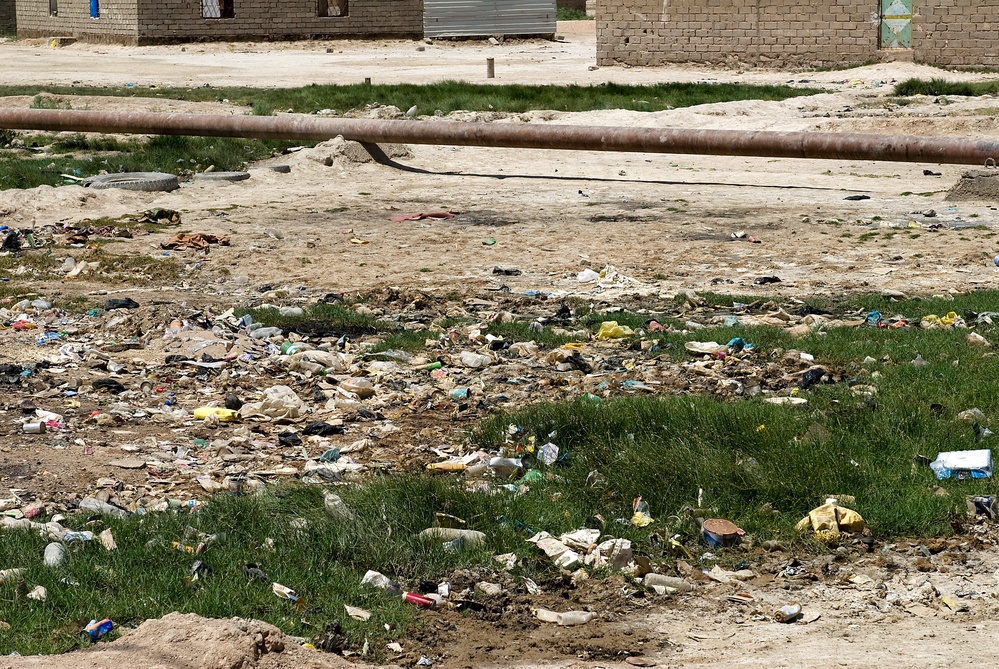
193, 407, 240, 422
595, 321, 634, 340
796, 502, 866, 536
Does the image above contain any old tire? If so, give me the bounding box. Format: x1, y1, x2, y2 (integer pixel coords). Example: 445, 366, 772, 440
194, 171, 251, 182
86, 172, 180, 192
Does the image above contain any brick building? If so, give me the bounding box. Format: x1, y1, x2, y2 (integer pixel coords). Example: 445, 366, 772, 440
597, 0, 999, 69
15, 0, 424, 44
15, 0, 556, 43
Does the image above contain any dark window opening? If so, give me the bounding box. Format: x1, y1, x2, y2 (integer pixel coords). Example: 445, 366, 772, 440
318, 0, 347, 17
203, 0, 234, 19
48, 0, 57, 17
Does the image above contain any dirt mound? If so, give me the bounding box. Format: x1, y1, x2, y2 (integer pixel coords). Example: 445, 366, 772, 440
302, 136, 413, 166
945, 169, 999, 201
4, 612, 380, 669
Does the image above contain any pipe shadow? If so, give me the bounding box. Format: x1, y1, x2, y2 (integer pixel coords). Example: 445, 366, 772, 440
359, 142, 870, 193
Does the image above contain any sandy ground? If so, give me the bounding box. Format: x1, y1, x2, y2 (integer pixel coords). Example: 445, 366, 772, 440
3, 28, 999, 669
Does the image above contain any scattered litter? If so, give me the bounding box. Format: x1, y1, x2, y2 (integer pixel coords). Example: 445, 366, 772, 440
390, 211, 457, 222
160, 233, 230, 250
930, 449, 993, 480
773, 603, 802, 623
534, 608, 596, 625
796, 501, 867, 541
344, 604, 371, 621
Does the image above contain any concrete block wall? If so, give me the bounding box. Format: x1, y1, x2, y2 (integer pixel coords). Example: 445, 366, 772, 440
136, 0, 423, 43
0, 0, 15, 33
598, 0, 946, 68
17, 0, 139, 41
912, 0, 999, 67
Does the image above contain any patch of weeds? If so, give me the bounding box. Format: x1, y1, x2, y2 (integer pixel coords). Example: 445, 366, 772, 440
0, 249, 62, 278
0, 81, 824, 116
87, 249, 185, 286
250, 101, 274, 116
29, 95, 73, 110
894, 77, 999, 97
486, 321, 581, 348
368, 329, 431, 354
239, 302, 386, 336
556, 7, 592, 19
0, 135, 309, 190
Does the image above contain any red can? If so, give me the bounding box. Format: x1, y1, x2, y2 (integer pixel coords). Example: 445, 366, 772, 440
402, 591, 436, 609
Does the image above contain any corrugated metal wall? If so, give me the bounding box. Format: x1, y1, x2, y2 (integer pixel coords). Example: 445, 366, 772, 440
424, 0, 555, 38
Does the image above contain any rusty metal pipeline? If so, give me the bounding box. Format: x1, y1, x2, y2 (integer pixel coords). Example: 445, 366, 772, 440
1, 108, 997, 165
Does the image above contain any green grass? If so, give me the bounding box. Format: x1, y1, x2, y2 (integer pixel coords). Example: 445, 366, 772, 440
0, 134, 302, 190
894, 77, 999, 97
0, 476, 638, 656
0, 80, 824, 116
556, 7, 592, 19
239, 303, 387, 336
29, 94, 74, 110
0, 247, 184, 287
251, 100, 275, 116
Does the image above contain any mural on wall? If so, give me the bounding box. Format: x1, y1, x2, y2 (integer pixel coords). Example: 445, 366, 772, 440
880, 0, 912, 48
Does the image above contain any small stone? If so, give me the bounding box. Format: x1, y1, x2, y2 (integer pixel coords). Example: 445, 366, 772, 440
108, 458, 146, 469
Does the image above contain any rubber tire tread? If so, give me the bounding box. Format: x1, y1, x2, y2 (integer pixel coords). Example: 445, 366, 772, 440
194, 171, 251, 182
86, 172, 180, 192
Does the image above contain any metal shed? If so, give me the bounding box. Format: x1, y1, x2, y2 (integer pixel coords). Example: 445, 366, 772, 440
423, 0, 555, 38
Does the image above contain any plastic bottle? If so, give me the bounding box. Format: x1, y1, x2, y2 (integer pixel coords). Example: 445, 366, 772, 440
44, 542, 66, 567
281, 341, 312, 355
78, 498, 129, 518
535, 608, 596, 625
85, 618, 114, 640
250, 327, 282, 340
323, 492, 353, 520
361, 569, 401, 596
643, 573, 695, 592
774, 603, 802, 623
459, 351, 491, 368
488, 457, 523, 479
289, 358, 325, 375
417, 528, 486, 547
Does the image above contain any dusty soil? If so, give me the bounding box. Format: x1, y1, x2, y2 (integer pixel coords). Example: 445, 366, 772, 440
3, 28, 999, 669
3, 612, 389, 669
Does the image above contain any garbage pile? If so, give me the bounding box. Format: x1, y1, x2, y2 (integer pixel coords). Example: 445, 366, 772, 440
2, 283, 997, 520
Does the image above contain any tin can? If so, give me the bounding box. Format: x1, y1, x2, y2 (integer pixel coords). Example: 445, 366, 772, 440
22, 421, 45, 434
402, 591, 436, 609
85, 618, 114, 640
